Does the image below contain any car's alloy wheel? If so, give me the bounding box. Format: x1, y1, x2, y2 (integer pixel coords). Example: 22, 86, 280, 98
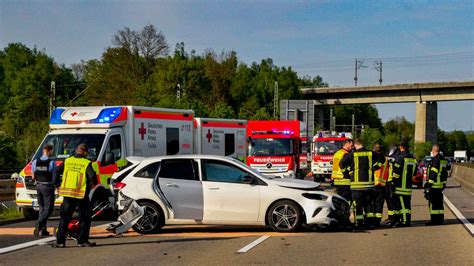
132, 201, 163, 234
268, 200, 301, 232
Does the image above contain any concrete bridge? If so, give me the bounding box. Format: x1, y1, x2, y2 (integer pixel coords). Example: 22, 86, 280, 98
301, 81, 474, 143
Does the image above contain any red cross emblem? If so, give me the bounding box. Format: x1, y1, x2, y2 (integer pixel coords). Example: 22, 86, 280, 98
138, 122, 147, 140
206, 129, 213, 143
71, 112, 78, 116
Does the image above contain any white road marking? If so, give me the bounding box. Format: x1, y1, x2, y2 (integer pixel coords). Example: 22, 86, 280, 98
444, 195, 474, 236
0, 222, 112, 255
237, 235, 270, 253
0, 237, 56, 254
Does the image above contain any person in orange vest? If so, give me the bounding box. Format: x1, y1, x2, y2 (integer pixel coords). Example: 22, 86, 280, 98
372, 143, 388, 227
52, 144, 97, 248
331, 139, 354, 202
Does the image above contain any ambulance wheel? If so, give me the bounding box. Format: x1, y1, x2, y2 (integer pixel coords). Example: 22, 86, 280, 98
132, 201, 164, 234
22, 208, 38, 220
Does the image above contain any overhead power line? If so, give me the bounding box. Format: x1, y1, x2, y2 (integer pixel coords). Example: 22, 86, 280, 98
297, 51, 474, 70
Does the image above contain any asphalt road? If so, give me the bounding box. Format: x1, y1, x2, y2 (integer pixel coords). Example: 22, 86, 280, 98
1, 190, 473, 265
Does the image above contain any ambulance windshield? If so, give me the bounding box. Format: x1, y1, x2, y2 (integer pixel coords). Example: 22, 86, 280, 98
315, 140, 343, 155
249, 138, 293, 156
33, 134, 105, 161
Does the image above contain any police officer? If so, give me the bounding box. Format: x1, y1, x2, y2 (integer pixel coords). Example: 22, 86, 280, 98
372, 143, 387, 227
331, 139, 354, 202
53, 144, 97, 248
340, 139, 384, 229
391, 141, 417, 227
32, 144, 56, 237
425, 144, 448, 225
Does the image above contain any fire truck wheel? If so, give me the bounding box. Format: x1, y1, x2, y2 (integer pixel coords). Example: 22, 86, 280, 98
132, 201, 164, 234
22, 208, 39, 220
267, 200, 302, 232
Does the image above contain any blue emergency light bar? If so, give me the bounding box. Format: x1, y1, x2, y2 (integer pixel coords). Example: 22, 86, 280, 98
92, 107, 123, 124
49, 108, 66, 124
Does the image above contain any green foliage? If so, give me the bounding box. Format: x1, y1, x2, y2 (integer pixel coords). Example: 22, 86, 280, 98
414, 141, 433, 160
0, 135, 17, 167
334, 104, 383, 130
361, 128, 384, 151
0, 43, 76, 166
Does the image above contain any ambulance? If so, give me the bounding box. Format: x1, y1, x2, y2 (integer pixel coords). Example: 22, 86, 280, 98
194, 118, 247, 161
246, 120, 301, 178
15, 106, 194, 219
310, 131, 352, 181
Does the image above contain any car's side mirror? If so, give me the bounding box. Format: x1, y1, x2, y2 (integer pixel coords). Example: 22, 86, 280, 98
243, 175, 255, 184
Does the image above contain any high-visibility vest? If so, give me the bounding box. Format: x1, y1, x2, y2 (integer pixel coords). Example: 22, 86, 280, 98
332, 149, 351, 186
428, 159, 448, 189
350, 151, 374, 189
374, 158, 388, 186
393, 157, 417, 195
58, 156, 90, 199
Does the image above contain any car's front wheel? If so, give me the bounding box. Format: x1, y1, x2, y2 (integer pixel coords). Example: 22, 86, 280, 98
267, 200, 302, 232
132, 201, 164, 234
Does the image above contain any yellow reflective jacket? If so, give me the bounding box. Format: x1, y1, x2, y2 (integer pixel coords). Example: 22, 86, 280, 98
58, 156, 91, 199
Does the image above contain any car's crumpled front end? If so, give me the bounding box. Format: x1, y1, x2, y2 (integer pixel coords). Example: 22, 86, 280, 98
299, 192, 350, 226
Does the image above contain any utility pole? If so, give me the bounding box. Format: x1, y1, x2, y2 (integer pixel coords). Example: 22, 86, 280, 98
354, 59, 366, 86
374, 61, 383, 85
273, 81, 279, 118
351, 114, 355, 135
50, 81, 56, 115
176, 83, 181, 103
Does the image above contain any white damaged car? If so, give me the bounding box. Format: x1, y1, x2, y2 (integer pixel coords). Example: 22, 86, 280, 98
110, 155, 350, 233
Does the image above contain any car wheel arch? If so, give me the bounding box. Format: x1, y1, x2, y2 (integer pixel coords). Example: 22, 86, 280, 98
135, 199, 167, 223
264, 198, 306, 226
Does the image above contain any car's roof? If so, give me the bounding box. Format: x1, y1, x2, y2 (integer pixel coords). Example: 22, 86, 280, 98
129, 154, 238, 164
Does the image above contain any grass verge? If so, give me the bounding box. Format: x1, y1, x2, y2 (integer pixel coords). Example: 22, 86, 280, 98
0, 207, 23, 221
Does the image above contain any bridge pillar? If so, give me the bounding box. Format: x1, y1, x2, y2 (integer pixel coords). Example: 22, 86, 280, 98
415, 101, 438, 144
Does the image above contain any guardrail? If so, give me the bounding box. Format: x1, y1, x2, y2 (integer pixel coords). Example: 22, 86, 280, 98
0, 168, 22, 180
0, 179, 16, 202
452, 164, 474, 194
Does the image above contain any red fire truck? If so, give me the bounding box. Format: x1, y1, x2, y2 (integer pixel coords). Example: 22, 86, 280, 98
311, 131, 351, 181
246, 121, 301, 178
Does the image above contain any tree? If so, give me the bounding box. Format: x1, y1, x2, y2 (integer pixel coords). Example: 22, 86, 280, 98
0, 43, 74, 164
333, 104, 383, 130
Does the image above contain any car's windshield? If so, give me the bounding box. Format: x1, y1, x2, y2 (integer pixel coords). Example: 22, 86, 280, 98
249, 138, 293, 156
33, 134, 105, 161
315, 140, 343, 155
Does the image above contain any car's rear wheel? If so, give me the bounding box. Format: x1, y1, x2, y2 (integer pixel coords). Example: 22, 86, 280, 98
267, 200, 301, 232
132, 201, 164, 234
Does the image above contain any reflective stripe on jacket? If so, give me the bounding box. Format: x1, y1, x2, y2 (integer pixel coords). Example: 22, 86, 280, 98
351, 150, 374, 189
393, 152, 417, 195
332, 149, 351, 186
428, 154, 448, 189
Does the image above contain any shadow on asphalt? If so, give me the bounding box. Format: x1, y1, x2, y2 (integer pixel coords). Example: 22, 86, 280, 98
87, 237, 236, 248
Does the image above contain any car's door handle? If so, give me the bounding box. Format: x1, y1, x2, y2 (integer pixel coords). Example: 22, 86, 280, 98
208, 187, 220, 190
166, 183, 179, 188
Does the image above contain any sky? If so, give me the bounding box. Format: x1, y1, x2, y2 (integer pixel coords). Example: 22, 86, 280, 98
1, 0, 473, 131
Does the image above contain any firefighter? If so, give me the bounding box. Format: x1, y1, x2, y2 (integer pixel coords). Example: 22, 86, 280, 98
331, 139, 354, 202
32, 144, 56, 237
382, 145, 400, 225
53, 144, 97, 248
372, 143, 388, 227
425, 144, 448, 225
390, 141, 417, 227
340, 139, 384, 229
